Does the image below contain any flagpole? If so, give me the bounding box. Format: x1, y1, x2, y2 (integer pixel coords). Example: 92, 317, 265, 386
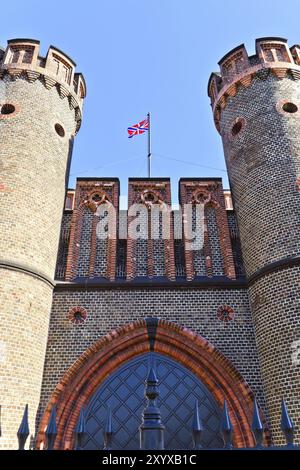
147, 112, 151, 178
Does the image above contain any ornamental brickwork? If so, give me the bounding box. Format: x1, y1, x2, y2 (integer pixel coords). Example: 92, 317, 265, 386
179, 178, 236, 280
126, 178, 175, 280
57, 180, 242, 283
65, 178, 119, 281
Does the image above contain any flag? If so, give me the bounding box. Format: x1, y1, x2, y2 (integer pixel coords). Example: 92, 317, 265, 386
127, 118, 149, 138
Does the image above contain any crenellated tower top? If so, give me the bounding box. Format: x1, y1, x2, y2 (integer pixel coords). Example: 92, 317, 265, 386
0, 38, 86, 132
208, 37, 300, 132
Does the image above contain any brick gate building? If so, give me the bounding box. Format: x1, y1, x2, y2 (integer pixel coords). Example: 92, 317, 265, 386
0, 37, 299, 450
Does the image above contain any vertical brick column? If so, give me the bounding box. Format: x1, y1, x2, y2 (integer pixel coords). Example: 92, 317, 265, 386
208, 37, 300, 443
66, 178, 119, 281
179, 178, 236, 281
126, 178, 175, 281
0, 39, 85, 448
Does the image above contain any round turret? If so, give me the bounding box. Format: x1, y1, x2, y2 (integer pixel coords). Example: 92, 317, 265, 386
0, 38, 86, 448
208, 37, 300, 444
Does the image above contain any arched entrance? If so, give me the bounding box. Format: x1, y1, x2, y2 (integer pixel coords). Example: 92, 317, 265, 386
82, 352, 223, 450
37, 319, 266, 449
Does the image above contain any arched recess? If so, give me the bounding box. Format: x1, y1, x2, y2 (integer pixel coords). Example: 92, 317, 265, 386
65, 189, 116, 281
37, 319, 268, 449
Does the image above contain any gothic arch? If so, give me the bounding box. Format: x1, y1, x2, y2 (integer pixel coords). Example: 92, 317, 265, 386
37, 319, 266, 449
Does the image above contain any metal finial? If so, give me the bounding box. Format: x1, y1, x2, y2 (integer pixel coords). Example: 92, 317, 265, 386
75, 407, 87, 450
192, 400, 203, 450
139, 365, 165, 450
281, 399, 294, 447
251, 398, 264, 448
220, 400, 233, 449
17, 405, 29, 450
103, 407, 113, 450
45, 406, 57, 450
146, 367, 159, 398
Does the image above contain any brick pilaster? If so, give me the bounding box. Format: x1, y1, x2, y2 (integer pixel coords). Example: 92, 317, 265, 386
179, 178, 236, 280
126, 178, 175, 281
65, 178, 119, 281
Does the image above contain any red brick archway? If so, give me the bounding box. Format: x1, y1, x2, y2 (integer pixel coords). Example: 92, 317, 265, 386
37, 319, 268, 449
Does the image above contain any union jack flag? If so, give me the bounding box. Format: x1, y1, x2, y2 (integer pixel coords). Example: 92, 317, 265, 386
127, 118, 149, 138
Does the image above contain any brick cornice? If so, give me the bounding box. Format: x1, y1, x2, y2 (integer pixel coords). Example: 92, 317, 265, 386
54, 277, 247, 290
0, 260, 55, 288
212, 65, 300, 124
0, 39, 86, 133
248, 255, 300, 286
208, 39, 300, 131
0, 67, 84, 133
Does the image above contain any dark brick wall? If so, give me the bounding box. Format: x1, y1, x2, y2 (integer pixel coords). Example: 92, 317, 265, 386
217, 61, 300, 443
94, 238, 108, 277
174, 239, 186, 277
55, 207, 245, 281
77, 208, 93, 277
135, 239, 148, 276
206, 207, 224, 276
220, 74, 300, 277
39, 286, 266, 430
55, 212, 72, 280
227, 211, 245, 277
192, 205, 206, 276
248, 265, 300, 444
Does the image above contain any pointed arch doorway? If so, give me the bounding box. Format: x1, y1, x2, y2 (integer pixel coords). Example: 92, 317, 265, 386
37, 319, 264, 449
82, 352, 223, 450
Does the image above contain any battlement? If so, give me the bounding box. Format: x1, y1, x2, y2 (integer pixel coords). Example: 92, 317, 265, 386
208, 37, 300, 132
64, 179, 233, 211
0, 39, 86, 131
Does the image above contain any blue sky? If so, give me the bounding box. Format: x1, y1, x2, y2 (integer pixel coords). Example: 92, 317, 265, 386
1, 0, 299, 206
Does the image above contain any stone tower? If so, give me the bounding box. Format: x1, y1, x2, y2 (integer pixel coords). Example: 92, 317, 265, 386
0, 39, 85, 448
208, 37, 300, 443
